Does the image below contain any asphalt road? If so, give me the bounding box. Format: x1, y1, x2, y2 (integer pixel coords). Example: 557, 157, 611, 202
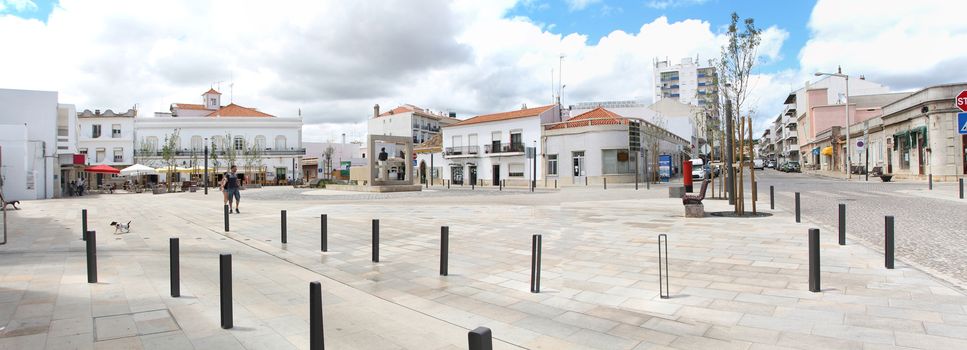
750, 169, 967, 290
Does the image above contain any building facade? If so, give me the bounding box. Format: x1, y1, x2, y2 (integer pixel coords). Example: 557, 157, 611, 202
440, 104, 561, 186
653, 57, 718, 108
367, 104, 460, 145
77, 108, 136, 168
135, 89, 304, 184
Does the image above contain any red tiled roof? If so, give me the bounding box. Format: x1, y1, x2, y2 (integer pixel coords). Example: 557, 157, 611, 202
203, 88, 221, 95
173, 103, 211, 111
206, 103, 275, 118
547, 107, 629, 130
377, 106, 415, 117
450, 104, 555, 127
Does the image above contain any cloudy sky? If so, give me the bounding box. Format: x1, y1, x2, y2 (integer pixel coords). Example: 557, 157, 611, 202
2, 0, 965, 141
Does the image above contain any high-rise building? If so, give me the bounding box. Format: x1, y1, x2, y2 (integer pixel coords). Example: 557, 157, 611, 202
653, 57, 718, 108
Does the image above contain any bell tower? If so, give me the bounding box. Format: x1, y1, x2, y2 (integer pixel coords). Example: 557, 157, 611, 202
203, 88, 221, 110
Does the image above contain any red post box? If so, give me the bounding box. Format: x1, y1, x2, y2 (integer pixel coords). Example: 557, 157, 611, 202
683, 159, 693, 193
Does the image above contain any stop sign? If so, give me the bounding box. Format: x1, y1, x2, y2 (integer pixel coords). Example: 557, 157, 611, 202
957, 90, 967, 112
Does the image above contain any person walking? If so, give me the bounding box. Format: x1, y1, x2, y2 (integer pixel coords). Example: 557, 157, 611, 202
220, 165, 242, 213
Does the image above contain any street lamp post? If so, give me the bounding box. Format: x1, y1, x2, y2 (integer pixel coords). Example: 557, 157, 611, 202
204, 137, 209, 195
815, 70, 850, 179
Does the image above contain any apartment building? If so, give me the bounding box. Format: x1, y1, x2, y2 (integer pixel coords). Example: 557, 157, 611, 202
653, 57, 718, 108
367, 104, 460, 145
77, 108, 136, 168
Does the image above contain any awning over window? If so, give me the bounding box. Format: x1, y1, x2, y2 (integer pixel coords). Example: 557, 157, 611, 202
821, 146, 833, 156
893, 126, 928, 149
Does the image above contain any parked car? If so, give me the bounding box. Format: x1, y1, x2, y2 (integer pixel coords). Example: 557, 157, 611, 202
766, 160, 776, 169
753, 159, 764, 170
690, 158, 706, 179
781, 161, 801, 173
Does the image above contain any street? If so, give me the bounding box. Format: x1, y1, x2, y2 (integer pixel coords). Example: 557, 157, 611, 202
752, 169, 967, 290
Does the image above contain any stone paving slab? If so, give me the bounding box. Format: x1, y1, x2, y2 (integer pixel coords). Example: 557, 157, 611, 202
0, 182, 965, 349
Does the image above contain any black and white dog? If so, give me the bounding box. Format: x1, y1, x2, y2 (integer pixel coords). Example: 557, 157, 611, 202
2, 200, 20, 210
110, 221, 131, 234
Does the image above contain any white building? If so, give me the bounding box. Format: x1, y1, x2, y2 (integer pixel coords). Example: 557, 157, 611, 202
77, 108, 136, 168
0, 88, 78, 200
367, 104, 460, 145
544, 107, 690, 186
135, 89, 304, 184
653, 57, 718, 108
302, 140, 365, 181
439, 104, 562, 186
571, 99, 703, 152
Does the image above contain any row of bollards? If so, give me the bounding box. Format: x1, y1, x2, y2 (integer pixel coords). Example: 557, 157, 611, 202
806, 215, 897, 293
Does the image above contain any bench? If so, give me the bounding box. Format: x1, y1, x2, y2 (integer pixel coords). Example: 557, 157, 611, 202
682, 179, 709, 205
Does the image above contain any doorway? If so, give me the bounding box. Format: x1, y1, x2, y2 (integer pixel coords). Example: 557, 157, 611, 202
572, 151, 585, 184
492, 164, 500, 186
275, 167, 286, 184
469, 165, 477, 185
451, 166, 463, 185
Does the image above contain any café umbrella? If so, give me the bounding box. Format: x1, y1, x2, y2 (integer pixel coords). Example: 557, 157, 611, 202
83, 164, 120, 174
119, 164, 157, 176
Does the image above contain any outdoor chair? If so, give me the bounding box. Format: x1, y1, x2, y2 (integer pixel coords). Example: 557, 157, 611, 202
682, 179, 710, 205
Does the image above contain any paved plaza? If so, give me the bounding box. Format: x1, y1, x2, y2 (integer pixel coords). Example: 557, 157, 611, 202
2, 177, 967, 349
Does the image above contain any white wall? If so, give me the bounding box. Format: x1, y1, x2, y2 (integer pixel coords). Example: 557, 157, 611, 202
78, 116, 136, 165
0, 89, 58, 200
441, 115, 544, 184
545, 127, 633, 184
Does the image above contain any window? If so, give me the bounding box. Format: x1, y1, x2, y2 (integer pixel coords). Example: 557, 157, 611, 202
275, 135, 287, 150
468, 133, 478, 147
210, 98, 217, 106
146, 136, 159, 151
211, 136, 224, 150
95, 148, 106, 163
602, 149, 633, 174
508, 163, 524, 177
547, 154, 558, 175
112, 124, 121, 138
452, 135, 462, 147
234, 136, 245, 150
191, 136, 203, 150
510, 131, 523, 151
254, 135, 266, 149
91, 124, 102, 138
113, 148, 123, 162
79, 148, 88, 155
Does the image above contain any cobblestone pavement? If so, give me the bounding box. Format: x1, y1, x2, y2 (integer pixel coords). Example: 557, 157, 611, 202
752, 170, 967, 290
3, 184, 967, 349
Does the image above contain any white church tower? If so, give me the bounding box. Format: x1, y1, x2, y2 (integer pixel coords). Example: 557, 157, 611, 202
203, 88, 221, 110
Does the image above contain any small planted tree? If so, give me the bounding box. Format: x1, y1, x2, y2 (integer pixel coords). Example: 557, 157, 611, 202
160, 129, 181, 191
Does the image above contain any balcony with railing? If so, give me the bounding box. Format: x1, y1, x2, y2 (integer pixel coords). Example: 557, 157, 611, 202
483, 142, 524, 154
135, 148, 307, 157
444, 145, 480, 156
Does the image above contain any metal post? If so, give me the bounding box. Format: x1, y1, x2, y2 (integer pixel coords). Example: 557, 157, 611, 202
530, 234, 542, 293
281, 210, 287, 244
885, 216, 894, 269
795, 192, 801, 223
220, 253, 233, 329
658, 234, 669, 299
430, 153, 434, 187
170, 238, 180, 297
838, 204, 846, 245
309, 281, 325, 350
961, 178, 964, 199
204, 143, 209, 195
321, 214, 327, 252
929, 174, 933, 190
770, 185, 775, 210
86, 230, 97, 283
603, 178, 607, 190
809, 228, 821, 292
81, 209, 88, 241
447, 179, 450, 189
440, 226, 449, 276
224, 204, 230, 232
585, 177, 588, 186
372, 219, 379, 263
468, 327, 493, 350
554, 179, 557, 189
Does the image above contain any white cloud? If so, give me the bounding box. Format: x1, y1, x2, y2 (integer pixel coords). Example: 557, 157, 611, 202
565, 0, 600, 11
0, 0, 791, 142
799, 0, 967, 90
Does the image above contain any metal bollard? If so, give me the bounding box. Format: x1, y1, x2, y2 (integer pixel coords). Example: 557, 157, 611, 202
770, 185, 775, 210
809, 228, 821, 292
220, 253, 233, 329
224, 204, 230, 232
468, 327, 493, 350
554, 179, 557, 189
372, 219, 379, 263
499, 180, 502, 191
309, 281, 325, 350
838, 204, 846, 245
585, 177, 588, 186
929, 174, 933, 190
658, 234, 669, 299
960, 178, 964, 199
753, 181, 758, 202
281, 210, 287, 244
440, 226, 449, 276
885, 216, 895, 269
86, 230, 97, 283
81, 209, 88, 241
447, 180, 450, 189
795, 192, 801, 223
604, 178, 607, 190
321, 214, 328, 252
170, 238, 180, 297
530, 234, 542, 293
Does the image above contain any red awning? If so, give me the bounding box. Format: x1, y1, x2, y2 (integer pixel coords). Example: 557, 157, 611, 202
84, 164, 120, 174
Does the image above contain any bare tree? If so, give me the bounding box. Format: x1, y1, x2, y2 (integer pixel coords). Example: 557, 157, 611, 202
322, 145, 335, 180
716, 12, 761, 123
160, 129, 181, 191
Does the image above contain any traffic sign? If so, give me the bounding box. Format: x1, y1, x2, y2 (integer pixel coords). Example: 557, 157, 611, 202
958, 112, 967, 135
855, 138, 865, 151
957, 90, 967, 112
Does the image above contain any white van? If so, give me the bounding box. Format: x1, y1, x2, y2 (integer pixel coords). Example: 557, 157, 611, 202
753, 159, 764, 170
690, 158, 705, 179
